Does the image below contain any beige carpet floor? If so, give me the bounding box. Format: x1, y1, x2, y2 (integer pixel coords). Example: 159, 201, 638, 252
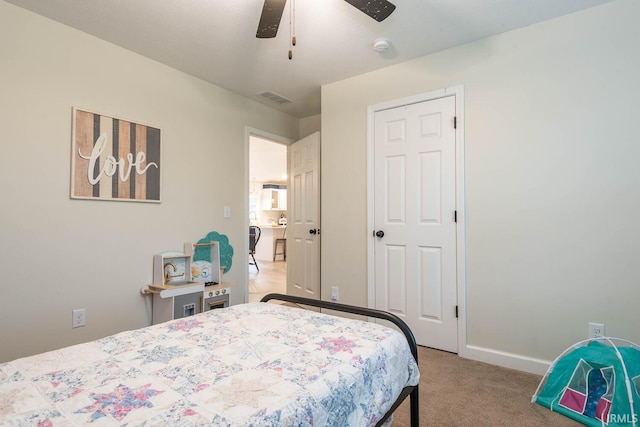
391, 346, 582, 426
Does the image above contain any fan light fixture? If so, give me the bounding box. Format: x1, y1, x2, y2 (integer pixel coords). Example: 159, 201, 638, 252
257, 0, 396, 59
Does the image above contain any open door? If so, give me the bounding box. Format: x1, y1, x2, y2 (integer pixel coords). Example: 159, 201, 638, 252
287, 132, 321, 300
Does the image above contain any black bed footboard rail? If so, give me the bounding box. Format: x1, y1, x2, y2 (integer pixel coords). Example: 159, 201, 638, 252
260, 293, 419, 427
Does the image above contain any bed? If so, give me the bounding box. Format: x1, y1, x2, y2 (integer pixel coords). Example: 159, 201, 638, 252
0, 293, 419, 426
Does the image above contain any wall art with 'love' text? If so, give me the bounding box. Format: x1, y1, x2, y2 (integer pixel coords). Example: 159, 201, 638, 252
71, 108, 161, 202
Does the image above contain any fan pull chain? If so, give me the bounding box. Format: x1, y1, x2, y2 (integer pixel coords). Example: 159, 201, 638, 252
292, 0, 296, 46
289, 0, 296, 59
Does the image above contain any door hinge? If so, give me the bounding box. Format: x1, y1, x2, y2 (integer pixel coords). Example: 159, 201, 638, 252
455, 305, 459, 318
454, 210, 457, 223
454, 116, 457, 129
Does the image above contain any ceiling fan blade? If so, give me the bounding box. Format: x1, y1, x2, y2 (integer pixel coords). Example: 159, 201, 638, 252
256, 0, 287, 38
344, 0, 396, 22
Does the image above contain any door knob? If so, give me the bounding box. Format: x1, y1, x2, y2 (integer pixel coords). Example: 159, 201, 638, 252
309, 229, 317, 235
375, 230, 384, 238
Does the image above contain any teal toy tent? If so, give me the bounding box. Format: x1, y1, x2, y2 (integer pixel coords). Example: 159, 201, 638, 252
533, 338, 640, 426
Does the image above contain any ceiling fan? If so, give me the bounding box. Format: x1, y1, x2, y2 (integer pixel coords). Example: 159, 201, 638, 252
256, 0, 396, 39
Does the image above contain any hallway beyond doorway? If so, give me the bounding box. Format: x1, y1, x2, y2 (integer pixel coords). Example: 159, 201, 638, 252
248, 260, 286, 302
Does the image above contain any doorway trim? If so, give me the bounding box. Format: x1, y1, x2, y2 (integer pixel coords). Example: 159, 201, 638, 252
244, 126, 292, 303
365, 85, 467, 357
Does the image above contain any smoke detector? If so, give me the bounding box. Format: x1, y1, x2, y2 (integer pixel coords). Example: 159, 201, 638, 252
372, 38, 391, 52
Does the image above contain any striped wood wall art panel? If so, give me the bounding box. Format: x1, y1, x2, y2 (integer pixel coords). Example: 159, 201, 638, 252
71, 108, 161, 202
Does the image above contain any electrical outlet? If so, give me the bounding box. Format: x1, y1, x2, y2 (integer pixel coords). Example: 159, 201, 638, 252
588, 322, 605, 339
72, 309, 86, 328
330, 287, 339, 301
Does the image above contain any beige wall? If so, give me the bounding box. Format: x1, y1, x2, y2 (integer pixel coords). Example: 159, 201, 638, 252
299, 114, 321, 139
4, 0, 639, 370
0, 2, 299, 362
321, 0, 640, 365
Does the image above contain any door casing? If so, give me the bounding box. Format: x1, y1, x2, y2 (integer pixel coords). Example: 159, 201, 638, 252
366, 85, 467, 356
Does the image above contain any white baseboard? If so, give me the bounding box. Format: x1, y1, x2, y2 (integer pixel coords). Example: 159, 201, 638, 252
461, 345, 552, 376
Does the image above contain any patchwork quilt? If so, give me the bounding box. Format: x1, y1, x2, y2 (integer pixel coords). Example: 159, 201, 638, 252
0, 302, 419, 426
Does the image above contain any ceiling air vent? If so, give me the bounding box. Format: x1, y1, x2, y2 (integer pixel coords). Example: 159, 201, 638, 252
257, 90, 292, 105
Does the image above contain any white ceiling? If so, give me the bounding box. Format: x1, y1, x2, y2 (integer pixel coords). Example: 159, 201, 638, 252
5, 0, 611, 118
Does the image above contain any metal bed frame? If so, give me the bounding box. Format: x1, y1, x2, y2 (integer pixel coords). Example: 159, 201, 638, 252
260, 293, 419, 427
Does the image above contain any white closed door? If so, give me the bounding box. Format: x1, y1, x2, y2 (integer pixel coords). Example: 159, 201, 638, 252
374, 96, 458, 352
287, 132, 321, 300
